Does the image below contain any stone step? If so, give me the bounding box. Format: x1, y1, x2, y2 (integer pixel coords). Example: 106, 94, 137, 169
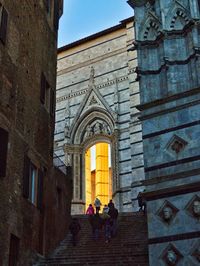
35, 213, 149, 266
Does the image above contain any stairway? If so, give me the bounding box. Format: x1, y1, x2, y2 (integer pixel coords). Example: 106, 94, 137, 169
35, 212, 149, 266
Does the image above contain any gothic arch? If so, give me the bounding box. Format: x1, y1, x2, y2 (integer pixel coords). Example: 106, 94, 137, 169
67, 106, 119, 214
166, 3, 190, 30
71, 107, 115, 145
139, 15, 161, 41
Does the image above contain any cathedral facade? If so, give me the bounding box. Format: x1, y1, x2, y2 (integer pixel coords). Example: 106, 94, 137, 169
128, 0, 200, 265
55, 17, 145, 214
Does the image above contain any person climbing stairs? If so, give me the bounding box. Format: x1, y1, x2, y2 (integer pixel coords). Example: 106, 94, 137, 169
34, 212, 149, 266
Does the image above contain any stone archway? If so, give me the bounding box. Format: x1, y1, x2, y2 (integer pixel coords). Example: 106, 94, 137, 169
63, 109, 119, 214
84, 140, 112, 211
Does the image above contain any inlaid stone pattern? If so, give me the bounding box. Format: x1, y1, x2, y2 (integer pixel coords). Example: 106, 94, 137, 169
147, 192, 200, 265
166, 135, 188, 156
160, 243, 183, 266
156, 200, 179, 225
185, 194, 200, 221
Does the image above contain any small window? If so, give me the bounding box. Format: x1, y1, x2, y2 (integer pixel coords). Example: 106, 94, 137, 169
0, 5, 8, 44
23, 156, 44, 209
9, 234, 20, 266
40, 72, 52, 113
29, 163, 38, 205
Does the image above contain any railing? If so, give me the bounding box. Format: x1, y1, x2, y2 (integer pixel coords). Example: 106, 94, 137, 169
53, 153, 68, 175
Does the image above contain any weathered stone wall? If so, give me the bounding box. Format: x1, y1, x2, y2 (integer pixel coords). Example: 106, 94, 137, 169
43, 166, 72, 256
55, 17, 145, 213
0, 1, 72, 265
128, 0, 200, 265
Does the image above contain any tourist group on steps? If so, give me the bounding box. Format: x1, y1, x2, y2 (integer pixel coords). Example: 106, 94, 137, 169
69, 199, 119, 246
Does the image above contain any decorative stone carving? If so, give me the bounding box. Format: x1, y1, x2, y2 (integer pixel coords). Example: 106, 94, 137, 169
185, 195, 200, 221
166, 134, 188, 155
89, 96, 98, 105
157, 200, 179, 225
166, 250, 177, 265
85, 124, 93, 138
161, 244, 183, 266
193, 200, 200, 217
163, 207, 173, 221
93, 122, 101, 134
102, 122, 110, 135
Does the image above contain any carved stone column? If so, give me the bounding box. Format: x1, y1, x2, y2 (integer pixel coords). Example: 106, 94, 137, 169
96, 143, 109, 207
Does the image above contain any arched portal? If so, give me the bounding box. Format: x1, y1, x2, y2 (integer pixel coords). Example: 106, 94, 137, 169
85, 142, 112, 210
63, 106, 119, 214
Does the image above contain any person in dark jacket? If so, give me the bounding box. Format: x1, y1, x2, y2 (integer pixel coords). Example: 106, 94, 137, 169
91, 213, 102, 240
108, 199, 114, 210
137, 191, 146, 214
101, 207, 112, 243
69, 218, 81, 246
108, 205, 118, 237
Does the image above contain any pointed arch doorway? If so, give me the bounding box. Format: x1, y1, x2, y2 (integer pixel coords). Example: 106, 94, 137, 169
85, 142, 112, 211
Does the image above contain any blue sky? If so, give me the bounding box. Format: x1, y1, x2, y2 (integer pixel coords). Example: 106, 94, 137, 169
58, 0, 134, 48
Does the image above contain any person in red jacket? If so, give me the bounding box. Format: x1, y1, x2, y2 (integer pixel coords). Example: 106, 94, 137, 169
86, 204, 95, 215
86, 203, 95, 230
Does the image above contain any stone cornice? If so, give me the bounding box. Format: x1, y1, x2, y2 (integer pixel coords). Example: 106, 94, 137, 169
136, 86, 200, 112
137, 51, 198, 75
136, 20, 195, 47
56, 73, 130, 103
142, 181, 200, 201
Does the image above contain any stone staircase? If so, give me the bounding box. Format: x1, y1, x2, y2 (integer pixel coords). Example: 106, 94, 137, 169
35, 212, 149, 266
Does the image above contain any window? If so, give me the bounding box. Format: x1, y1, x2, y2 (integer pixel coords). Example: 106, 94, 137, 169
40, 72, 50, 110
9, 234, 20, 266
45, 0, 51, 14
0, 4, 8, 44
23, 156, 44, 209
40, 72, 55, 116
0, 127, 8, 177
29, 163, 37, 205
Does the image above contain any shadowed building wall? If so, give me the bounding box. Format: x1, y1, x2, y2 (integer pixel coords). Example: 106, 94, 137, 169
0, 1, 72, 265
128, 0, 200, 265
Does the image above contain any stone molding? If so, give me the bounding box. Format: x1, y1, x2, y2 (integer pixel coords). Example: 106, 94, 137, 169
56, 74, 131, 103
141, 181, 200, 202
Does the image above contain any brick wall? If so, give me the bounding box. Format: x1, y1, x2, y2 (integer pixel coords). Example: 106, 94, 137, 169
0, 1, 72, 265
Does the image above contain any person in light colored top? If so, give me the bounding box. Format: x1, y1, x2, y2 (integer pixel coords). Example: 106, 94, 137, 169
94, 197, 102, 213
